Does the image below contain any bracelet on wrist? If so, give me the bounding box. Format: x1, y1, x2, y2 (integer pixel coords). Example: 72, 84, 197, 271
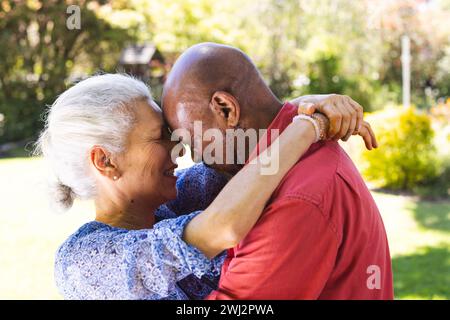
311, 113, 329, 140
292, 114, 320, 143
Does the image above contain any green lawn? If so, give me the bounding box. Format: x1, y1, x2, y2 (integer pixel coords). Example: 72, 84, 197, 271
0, 157, 448, 299
374, 192, 450, 299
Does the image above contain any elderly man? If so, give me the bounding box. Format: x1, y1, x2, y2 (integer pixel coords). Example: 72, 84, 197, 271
161, 42, 393, 299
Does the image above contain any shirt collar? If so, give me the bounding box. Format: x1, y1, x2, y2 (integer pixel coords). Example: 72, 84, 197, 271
247, 102, 324, 164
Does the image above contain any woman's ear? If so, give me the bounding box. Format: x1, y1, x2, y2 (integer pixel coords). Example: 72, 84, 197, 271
89, 146, 120, 180
209, 91, 241, 128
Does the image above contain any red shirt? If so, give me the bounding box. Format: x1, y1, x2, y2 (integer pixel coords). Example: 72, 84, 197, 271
207, 102, 393, 300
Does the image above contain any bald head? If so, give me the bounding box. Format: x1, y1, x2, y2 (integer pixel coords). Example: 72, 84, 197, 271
163, 42, 261, 111
161, 42, 281, 174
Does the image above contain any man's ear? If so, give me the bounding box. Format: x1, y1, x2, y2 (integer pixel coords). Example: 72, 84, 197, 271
209, 91, 240, 127
89, 146, 120, 180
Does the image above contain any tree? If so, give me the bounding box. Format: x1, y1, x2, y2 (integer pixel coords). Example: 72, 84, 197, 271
0, 0, 136, 143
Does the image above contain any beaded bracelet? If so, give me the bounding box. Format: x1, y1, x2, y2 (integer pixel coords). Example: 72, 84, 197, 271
311, 113, 329, 141
292, 114, 320, 143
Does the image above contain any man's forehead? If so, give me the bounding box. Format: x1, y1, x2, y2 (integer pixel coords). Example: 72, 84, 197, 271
165, 99, 198, 118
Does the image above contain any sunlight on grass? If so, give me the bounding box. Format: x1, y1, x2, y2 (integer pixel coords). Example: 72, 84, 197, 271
371, 191, 450, 299
392, 246, 449, 300
0, 157, 94, 299
373, 192, 450, 256
0, 156, 448, 299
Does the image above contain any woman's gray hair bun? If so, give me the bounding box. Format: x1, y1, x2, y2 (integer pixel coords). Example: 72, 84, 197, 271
34, 73, 153, 212
49, 179, 76, 213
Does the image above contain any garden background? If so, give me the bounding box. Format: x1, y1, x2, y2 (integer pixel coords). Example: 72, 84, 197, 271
0, 0, 449, 299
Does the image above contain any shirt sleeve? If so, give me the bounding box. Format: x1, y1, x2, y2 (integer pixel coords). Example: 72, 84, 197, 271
55, 212, 225, 300
156, 163, 228, 218
207, 198, 339, 300
128, 211, 225, 297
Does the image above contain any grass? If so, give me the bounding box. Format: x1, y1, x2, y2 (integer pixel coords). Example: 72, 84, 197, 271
374, 192, 450, 299
0, 156, 448, 299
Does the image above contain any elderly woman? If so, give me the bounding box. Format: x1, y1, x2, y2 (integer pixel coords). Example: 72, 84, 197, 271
35, 74, 375, 300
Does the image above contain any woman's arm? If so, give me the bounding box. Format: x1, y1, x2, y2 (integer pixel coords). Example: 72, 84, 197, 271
184, 116, 319, 258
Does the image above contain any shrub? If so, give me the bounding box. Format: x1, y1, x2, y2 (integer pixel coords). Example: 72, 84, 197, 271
416, 100, 450, 199
413, 161, 450, 200
362, 107, 439, 190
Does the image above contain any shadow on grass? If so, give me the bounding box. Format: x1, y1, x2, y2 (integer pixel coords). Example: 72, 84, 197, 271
412, 200, 450, 233
373, 188, 450, 233
393, 246, 450, 299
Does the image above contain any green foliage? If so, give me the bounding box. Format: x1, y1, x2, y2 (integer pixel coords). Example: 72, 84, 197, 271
307, 52, 346, 94
1, 0, 450, 143
362, 107, 439, 190
0, 0, 136, 143
413, 156, 450, 200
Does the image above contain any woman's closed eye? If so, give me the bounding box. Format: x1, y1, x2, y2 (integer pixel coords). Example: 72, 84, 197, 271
144, 126, 165, 143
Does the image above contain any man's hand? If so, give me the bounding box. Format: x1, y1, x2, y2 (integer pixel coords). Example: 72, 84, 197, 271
290, 94, 378, 150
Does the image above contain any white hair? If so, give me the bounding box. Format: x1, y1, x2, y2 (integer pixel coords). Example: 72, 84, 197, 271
34, 73, 153, 212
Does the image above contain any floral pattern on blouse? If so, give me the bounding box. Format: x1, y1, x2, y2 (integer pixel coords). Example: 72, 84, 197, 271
55, 163, 229, 300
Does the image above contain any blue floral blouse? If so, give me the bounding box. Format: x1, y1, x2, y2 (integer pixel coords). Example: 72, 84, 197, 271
54, 163, 229, 300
